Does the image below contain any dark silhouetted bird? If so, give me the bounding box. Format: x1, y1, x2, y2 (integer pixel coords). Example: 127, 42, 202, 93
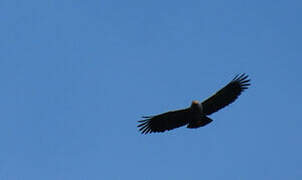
137, 74, 251, 134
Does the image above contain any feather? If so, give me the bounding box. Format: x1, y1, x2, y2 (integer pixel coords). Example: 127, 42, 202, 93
202, 73, 251, 115
137, 109, 189, 134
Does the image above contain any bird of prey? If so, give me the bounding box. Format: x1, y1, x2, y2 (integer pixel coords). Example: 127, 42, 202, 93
137, 74, 251, 134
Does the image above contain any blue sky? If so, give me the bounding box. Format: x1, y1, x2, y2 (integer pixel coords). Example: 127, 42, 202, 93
1, 0, 302, 179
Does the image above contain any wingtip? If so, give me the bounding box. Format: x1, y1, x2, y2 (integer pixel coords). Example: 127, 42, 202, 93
233, 73, 250, 82
232, 74, 240, 81
142, 116, 153, 118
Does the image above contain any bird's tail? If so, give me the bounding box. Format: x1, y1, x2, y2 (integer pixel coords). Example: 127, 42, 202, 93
187, 116, 213, 128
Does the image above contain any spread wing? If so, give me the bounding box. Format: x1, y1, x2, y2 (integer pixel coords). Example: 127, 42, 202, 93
202, 74, 251, 115
137, 109, 190, 134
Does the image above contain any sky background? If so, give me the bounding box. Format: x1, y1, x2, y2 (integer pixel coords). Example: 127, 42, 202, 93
0, 0, 302, 179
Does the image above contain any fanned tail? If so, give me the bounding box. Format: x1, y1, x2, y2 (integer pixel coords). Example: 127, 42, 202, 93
187, 116, 213, 129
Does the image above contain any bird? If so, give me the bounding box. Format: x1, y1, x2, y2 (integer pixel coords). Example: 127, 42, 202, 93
137, 73, 251, 134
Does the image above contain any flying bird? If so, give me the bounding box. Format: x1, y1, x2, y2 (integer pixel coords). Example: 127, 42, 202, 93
137, 74, 251, 134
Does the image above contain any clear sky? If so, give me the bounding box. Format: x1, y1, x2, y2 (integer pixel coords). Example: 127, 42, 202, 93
1, 0, 302, 179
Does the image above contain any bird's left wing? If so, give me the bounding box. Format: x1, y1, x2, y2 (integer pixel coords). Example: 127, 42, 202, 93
202, 74, 251, 115
137, 108, 189, 134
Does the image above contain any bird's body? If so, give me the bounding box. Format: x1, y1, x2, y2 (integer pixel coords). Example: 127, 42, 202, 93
137, 74, 251, 134
186, 101, 212, 129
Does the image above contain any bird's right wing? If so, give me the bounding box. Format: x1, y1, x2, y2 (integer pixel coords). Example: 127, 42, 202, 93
137, 109, 190, 134
202, 74, 251, 115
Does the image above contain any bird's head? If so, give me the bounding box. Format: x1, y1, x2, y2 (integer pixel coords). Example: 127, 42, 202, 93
190, 100, 202, 112
190, 100, 203, 113
192, 100, 199, 105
